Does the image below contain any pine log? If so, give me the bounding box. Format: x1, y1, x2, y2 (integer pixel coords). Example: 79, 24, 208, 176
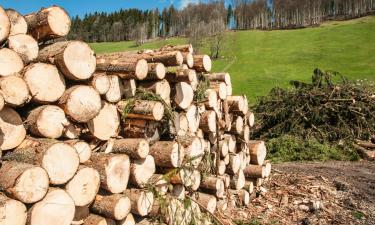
226, 95, 245, 112
199, 110, 216, 133
165, 68, 197, 88
72, 206, 90, 225
149, 141, 185, 168
7, 34, 38, 63
123, 79, 136, 98
0, 48, 24, 77
0, 74, 30, 107
0, 194, 27, 225
177, 136, 203, 168
0, 93, 4, 111
85, 153, 130, 194
219, 174, 231, 188
106, 138, 149, 159
244, 181, 254, 194
146, 63, 166, 80
117, 100, 164, 121
193, 55, 212, 72
218, 160, 226, 175
27, 188, 75, 225
238, 151, 247, 170
228, 189, 250, 206
90, 73, 110, 95
227, 153, 241, 174
230, 170, 245, 190
231, 116, 244, 135
83, 214, 115, 225
242, 125, 250, 142
243, 165, 265, 179
59, 85, 102, 122
159, 44, 193, 54
246, 111, 255, 127
139, 51, 183, 67
65, 140, 92, 163
172, 82, 194, 110
223, 153, 230, 165
87, 101, 120, 140
117, 213, 135, 225
193, 192, 216, 214
91, 194, 131, 220
123, 119, 160, 142
204, 89, 218, 109
63, 121, 82, 139
200, 176, 225, 198
0, 7, 10, 42
264, 161, 272, 178
129, 155, 155, 187
5, 9, 27, 35
171, 184, 186, 200
212, 141, 229, 158
24, 6, 71, 41
0, 161, 49, 203
182, 52, 194, 68
124, 189, 154, 216
210, 82, 227, 100
205, 73, 231, 85
105, 75, 124, 103
26, 105, 68, 139
223, 134, 236, 153
170, 111, 188, 136
138, 79, 171, 102
168, 168, 201, 191
148, 174, 168, 196
23, 63, 66, 103
248, 141, 267, 165
0, 107, 26, 150
217, 199, 228, 211
184, 104, 200, 133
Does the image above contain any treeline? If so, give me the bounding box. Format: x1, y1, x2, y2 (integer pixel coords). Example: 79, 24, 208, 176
68, 0, 375, 42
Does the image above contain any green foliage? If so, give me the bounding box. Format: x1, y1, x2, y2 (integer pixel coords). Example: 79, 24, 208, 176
352, 211, 365, 220
194, 74, 210, 103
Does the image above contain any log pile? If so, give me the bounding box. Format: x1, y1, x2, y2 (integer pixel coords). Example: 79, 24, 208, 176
0, 5, 272, 225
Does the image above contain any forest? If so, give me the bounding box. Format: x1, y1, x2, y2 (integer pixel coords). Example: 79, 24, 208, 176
68, 0, 375, 42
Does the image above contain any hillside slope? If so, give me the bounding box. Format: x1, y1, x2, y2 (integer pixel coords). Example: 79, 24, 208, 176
90, 16, 375, 103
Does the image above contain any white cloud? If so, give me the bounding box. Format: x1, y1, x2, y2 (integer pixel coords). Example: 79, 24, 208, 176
179, 0, 200, 9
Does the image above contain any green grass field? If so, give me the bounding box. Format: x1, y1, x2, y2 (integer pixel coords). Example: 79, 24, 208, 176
91, 16, 375, 104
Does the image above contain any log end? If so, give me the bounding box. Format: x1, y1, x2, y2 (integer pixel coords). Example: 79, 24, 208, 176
63, 41, 96, 80
135, 59, 149, 80
47, 6, 71, 37
0, 48, 24, 77
0, 7, 10, 42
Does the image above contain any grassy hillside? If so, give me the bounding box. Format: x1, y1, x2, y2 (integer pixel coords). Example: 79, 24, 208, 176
91, 16, 375, 104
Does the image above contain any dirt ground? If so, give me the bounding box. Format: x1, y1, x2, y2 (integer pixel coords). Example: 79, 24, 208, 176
220, 161, 375, 225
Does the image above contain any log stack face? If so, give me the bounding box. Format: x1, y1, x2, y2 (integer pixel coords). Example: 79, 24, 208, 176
0, 4, 271, 225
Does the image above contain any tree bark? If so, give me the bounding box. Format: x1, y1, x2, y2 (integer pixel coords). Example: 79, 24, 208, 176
0, 74, 30, 107
129, 155, 155, 187
193, 55, 212, 72
171, 82, 194, 110
123, 119, 160, 142
105, 75, 124, 103
228, 189, 250, 206
105, 138, 149, 159
199, 110, 217, 133
210, 82, 227, 100
83, 214, 115, 225
177, 135, 203, 168
145, 63, 166, 80
149, 141, 185, 168
200, 176, 225, 198
0, 48, 24, 77
87, 101, 120, 140
230, 170, 245, 190
5, 9, 27, 36
159, 44, 193, 54
243, 164, 265, 178
7, 34, 38, 63
91, 193, 131, 220
124, 188, 154, 216
117, 100, 164, 121
248, 141, 267, 165
0, 107, 26, 150
0, 193, 27, 225
205, 73, 231, 86
138, 79, 171, 102
192, 192, 217, 214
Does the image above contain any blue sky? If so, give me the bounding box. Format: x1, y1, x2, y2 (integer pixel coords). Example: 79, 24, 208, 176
0, 0, 209, 17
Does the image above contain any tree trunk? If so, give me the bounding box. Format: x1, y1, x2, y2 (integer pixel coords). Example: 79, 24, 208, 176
227, 153, 241, 175
83, 214, 115, 225
199, 110, 217, 133
138, 79, 171, 102
123, 119, 160, 142
105, 138, 149, 159
0, 161, 49, 204
230, 116, 244, 135
246, 111, 255, 127
27, 188, 75, 225
24, 6, 71, 41
0, 194, 27, 225
123, 79, 136, 98
204, 89, 218, 109
193, 55, 212, 72
248, 141, 267, 165
65, 166, 100, 207
117, 213, 135, 225
105, 75, 124, 103
0, 75, 30, 107
0, 93, 4, 111
26, 105, 68, 139
65, 140, 92, 163
200, 176, 225, 198
192, 192, 217, 214
165, 68, 197, 87
171, 82, 194, 110
0, 107, 26, 150
91, 193, 131, 220
59, 85, 102, 123
84, 153, 130, 194
210, 82, 227, 100
5, 9, 27, 36
149, 141, 185, 168
184, 104, 200, 133
171, 184, 186, 200
226, 95, 245, 113
205, 73, 231, 86
87, 101, 120, 140
129, 155, 155, 187
159, 44, 193, 54
244, 181, 254, 194
0, 7, 10, 42
7, 34, 38, 63
117, 100, 164, 121
63, 121, 82, 139
148, 174, 168, 196
146, 63, 166, 80
72, 206, 90, 225
23, 63, 65, 103
243, 164, 265, 178
0, 48, 24, 77
182, 52, 194, 68
177, 136, 203, 168
90, 73, 110, 95
124, 188, 154, 216
138, 51, 183, 67
228, 189, 250, 206
230, 170, 245, 190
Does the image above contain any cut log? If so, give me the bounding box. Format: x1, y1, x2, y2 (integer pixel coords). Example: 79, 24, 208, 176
5, 9, 27, 35
117, 213, 135, 225
124, 189, 154, 216
117, 100, 164, 121
123, 119, 160, 142
106, 138, 149, 159
218, 160, 226, 175
129, 155, 155, 187
238, 151, 247, 171
193, 192, 216, 214
0, 93, 4, 111
169, 111, 188, 136
148, 174, 168, 196
217, 199, 228, 211
212, 141, 229, 158
90, 73, 110, 95
226, 96, 245, 112
228, 189, 250, 206
248, 141, 267, 165
0, 161, 49, 203
182, 52, 194, 68
138, 79, 171, 102
200, 176, 225, 198
23, 63, 65, 103
91, 194, 131, 220
159, 44, 193, 54
10, 139, 80, 185
230, 170, 245, 190
59, 85, 102, 122
0, 107, 26, 150
244, 181, 254, 194
205, 73, 231, 85
177, 136, 203, 168
210, 82, 227, 100
264, 161, 272, 178
199, 110, 216, 133
122, 79, 136, 98
185, 104, 200, 133
65, 166, 100, 207
165, 68, 197, 86
146, 63, 166, 80
63, 121, 82, 139
149, 141, 185, 168
0, 48, 24, 77
246, 112, 255, 127
87, 101, 120, 140
72, 206, 89, 224
242, 125, 250, 142
65, 140, 92, 163
26, 105, 68, 139
7, 34, 38, 63
85, 153, 130, 194
0, 7, 10, 42
105, 75, 124, 103
243, 165, 265, 179
223, 134, 236, 153
139, 51, 183, 67
219, 174, 231, 188
230, 116, 244, 135
227, 154, 241, 174
0, 75, 30, 107
28, 188, 75, 225
0, 194, 27, 225
204, 89, 218, 109
83, 214, 115, 225
193, 55, 211, 72
24, 6, 71, 41
172, 82, 194, 110
167, 168, 201, 191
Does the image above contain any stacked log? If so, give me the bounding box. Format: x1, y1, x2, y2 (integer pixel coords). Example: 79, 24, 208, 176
0, 4, 272, 225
